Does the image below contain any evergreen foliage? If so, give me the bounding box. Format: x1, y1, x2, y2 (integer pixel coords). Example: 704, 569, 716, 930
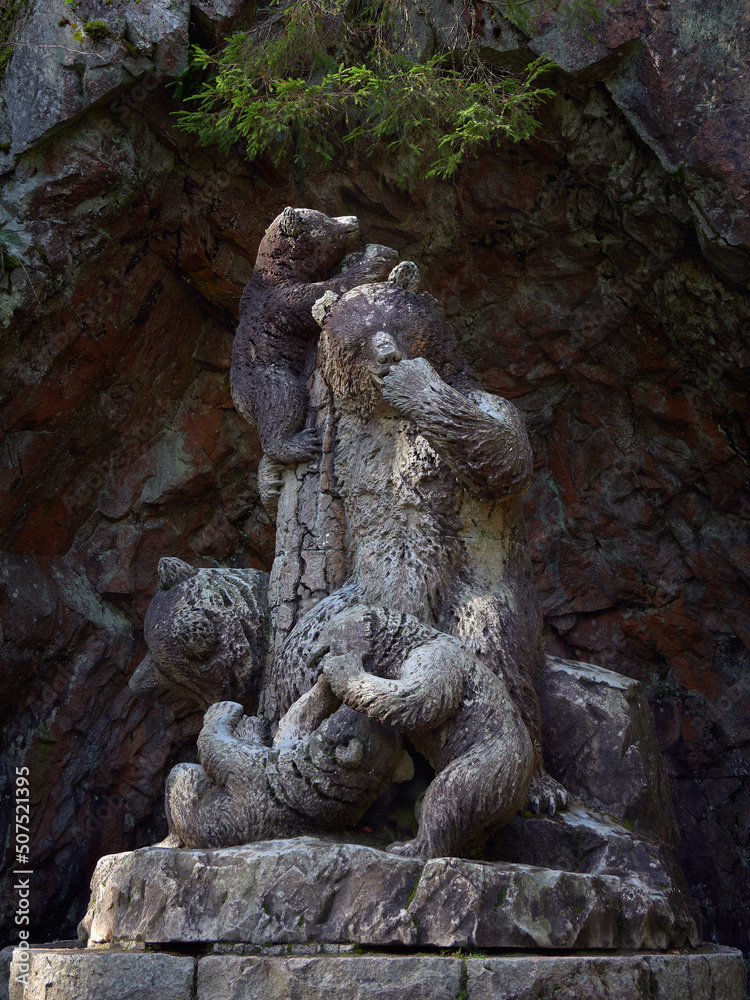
0, 0, 29, 80
0, 219, 32, 279
174, 0, 615, 181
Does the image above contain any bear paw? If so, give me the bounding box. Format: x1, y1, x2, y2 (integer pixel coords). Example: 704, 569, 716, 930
360, 243, 400, 280
381, 357, 443, 416
203, 701, 244, 729
388, 261, 420, 292
322, 651, 365, 700
267, 427, 321, 465
386, 838, 426, 859
525, 769, 569, 816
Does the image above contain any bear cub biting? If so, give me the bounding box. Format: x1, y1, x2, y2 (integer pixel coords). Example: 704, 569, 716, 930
314, 603, 534, 860
231, 206, 398, 465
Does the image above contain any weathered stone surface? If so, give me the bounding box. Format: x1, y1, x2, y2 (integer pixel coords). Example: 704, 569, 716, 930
647, 947, 748, 1000
1, 0, 748, 971
417, 0, 750, 276
8, 947, 194, 1000
489, 805, 699, 950
197, 955, 463, 1000
191, 0, 254, 46
538, 657, 679, 845
467, 947, 746, 1000
80, 839, 420, 947
78, 836, 695, 950
6, 946, 745, 1000
0, 0, 190, 170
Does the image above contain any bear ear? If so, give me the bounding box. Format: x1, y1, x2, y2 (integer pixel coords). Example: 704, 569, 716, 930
279, 206, 304, 238
312, 289, 341, 327
158, 557, 196, 590
388, 261, 420, 292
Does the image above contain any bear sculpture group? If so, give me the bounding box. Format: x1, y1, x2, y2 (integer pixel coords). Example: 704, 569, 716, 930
131, 206, 568, 859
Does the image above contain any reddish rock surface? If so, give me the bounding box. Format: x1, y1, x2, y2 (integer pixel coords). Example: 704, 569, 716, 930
0, 0, 748, 975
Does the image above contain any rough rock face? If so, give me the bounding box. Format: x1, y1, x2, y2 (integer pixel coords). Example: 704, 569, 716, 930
0, 0, 190, 171
0, 0, 748, 972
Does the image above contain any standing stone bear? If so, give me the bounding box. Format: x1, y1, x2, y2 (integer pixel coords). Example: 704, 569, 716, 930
231, 206, 398, 465
312, 603, 534, 859
263, 280, 567, 814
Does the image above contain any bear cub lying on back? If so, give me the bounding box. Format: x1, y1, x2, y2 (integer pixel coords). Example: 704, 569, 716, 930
231, 206, 398, 465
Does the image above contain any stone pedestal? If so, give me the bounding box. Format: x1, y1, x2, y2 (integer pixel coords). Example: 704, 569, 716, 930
78, 833, 699, 951
7, 945, 746, 1000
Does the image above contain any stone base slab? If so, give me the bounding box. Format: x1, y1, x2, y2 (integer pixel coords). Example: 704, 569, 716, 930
78, 834, 699, 950
7, 945, 746, 1000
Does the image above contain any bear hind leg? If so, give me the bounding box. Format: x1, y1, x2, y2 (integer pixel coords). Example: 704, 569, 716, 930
388, 740, 533, 861
387, 756, 479, 860
165, 762, 239, 849
232, 363, 319, 465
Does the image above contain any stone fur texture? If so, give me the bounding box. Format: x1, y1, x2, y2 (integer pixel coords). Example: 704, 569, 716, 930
164, 684, 413, 849
264, 281, 566, 814
313, 604, 534, 859
230, 207, 398, 465
129, 557, 269, 711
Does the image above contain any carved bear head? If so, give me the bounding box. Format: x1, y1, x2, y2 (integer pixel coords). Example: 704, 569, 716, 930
129, 558, 269, 711
315, 281, 474, 416
256, 207, 360, 282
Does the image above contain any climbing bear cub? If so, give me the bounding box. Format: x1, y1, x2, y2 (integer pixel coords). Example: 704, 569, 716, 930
231, 206, 398, 465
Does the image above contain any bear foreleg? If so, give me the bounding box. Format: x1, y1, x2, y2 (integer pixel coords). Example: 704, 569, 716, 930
322, 636, 463, 732
381, 357, 533, 501
165, 762, 242, 849
197, 701, 270, 787
273, 675, 341, 746
313, 244, 399, 298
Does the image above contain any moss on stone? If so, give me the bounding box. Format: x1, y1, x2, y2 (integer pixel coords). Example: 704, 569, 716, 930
82, 19, 111, 42
0, 0, 29, 80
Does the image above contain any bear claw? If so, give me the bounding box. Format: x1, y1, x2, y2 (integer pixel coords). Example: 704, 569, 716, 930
525, 769, 569, 816
267, 428, 321, 465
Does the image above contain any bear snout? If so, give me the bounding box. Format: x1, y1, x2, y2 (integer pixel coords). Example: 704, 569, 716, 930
334, 215, 359, 235
372, 331, 402, 371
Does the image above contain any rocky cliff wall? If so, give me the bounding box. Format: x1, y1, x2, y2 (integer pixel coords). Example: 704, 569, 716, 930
0, 0, 748, 969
